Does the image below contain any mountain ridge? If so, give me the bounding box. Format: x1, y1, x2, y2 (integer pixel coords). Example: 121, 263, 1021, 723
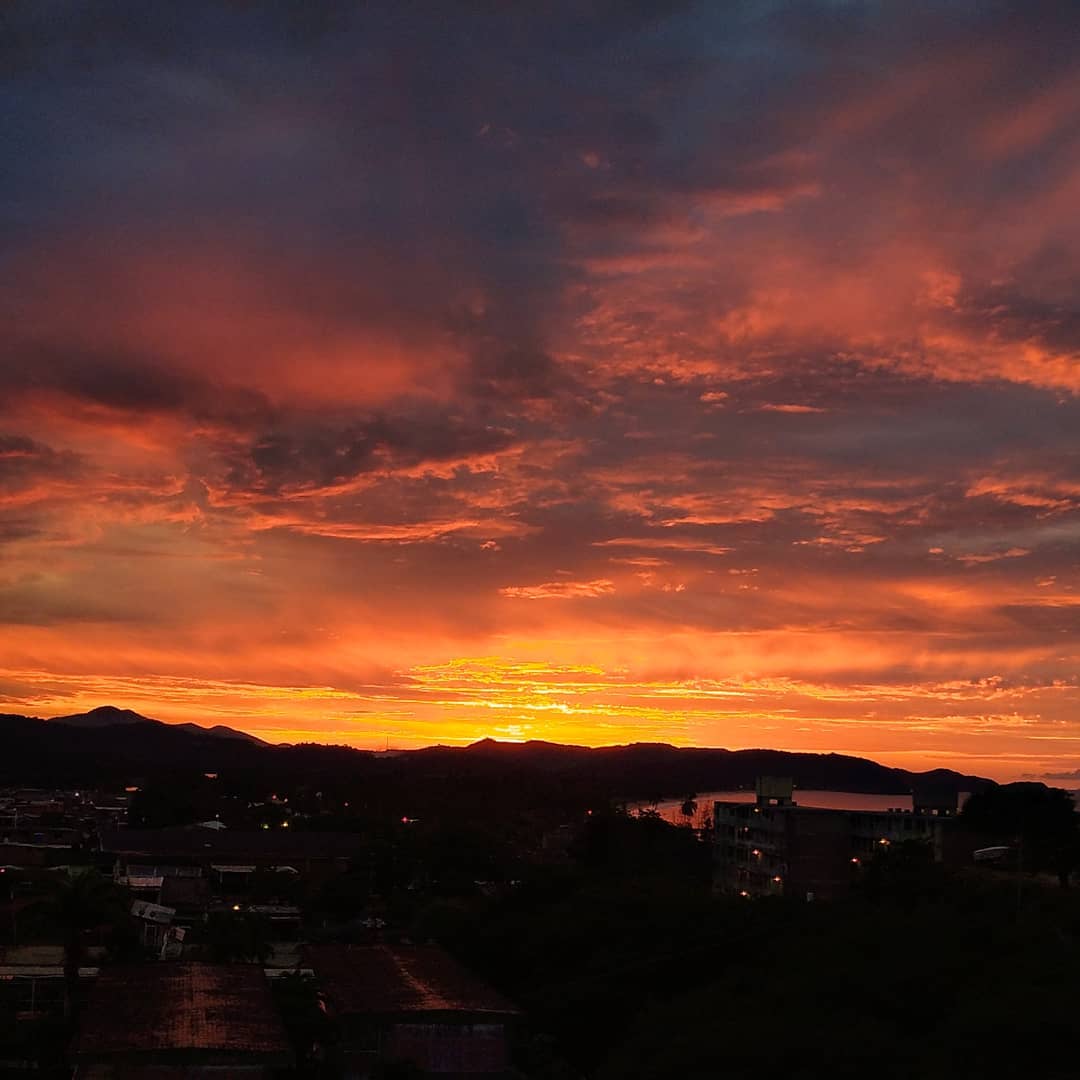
49, 704, 267, 745
0, 705, 999, 801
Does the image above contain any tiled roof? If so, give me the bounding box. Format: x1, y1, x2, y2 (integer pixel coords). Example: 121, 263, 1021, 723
307, 945, 519, 1017
74, 963, 290, 1059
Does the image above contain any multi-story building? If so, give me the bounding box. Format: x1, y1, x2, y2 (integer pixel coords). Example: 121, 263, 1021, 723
713, 778, 956, 900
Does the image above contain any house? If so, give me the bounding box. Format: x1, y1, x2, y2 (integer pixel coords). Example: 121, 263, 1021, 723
308, 944, 520, 1078
71, 962, 291, 1076
130, 899, 176, 953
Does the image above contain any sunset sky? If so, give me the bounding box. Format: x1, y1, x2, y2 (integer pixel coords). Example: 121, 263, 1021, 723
2, 2, 1078, 780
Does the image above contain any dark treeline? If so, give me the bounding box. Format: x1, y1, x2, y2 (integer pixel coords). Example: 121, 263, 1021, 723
428, 812, 1080, 1079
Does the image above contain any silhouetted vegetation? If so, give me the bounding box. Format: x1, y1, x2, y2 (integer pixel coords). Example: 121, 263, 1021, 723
401, 811, 1080, 1079
961, 782, 1079, 885
204, 910, 271, 963
32, 870, 131, 1014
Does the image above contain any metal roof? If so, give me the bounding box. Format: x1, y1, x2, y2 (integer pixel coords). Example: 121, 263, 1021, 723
0, 945, 106, 969
307, 945, 519, 1018
130, 900, 175, 924
73, 963, 291, 1060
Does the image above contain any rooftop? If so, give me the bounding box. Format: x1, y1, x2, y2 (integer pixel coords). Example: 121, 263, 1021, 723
99, 827, 365, 860
159, 875, 210, 908
73, 963, 290, 1060
308, 944, 519, 1018
714, 799, 955, 818
0, 944, 106, 977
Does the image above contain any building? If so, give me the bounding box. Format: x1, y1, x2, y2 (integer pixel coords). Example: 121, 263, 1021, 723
713, 778, 956, 900
130, 898, 176, 953
71, 962, 292, 1077
308, 944, 520, 1078
0, 787, 129, 861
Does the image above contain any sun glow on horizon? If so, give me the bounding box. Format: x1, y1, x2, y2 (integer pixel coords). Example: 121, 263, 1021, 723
5, 648, 1077, 781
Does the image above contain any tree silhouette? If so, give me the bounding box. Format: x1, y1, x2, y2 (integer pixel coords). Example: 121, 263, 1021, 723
271, 970, 334, 1068
36, 870, 129, 1016
205, 909, 271, 963
961, 783, 1078, 886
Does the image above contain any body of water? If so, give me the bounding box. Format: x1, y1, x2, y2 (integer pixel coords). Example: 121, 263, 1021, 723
639, 789, 914, 825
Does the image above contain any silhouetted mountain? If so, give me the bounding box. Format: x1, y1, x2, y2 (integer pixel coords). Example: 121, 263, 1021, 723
49, 704, 266, 745
0, 710, 996, 809
52, 705, 150, 728
172, 722, 268, 744
455, 738, 987, 799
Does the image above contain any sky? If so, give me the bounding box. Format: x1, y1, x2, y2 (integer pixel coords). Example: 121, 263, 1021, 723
1, 1, 1078, 781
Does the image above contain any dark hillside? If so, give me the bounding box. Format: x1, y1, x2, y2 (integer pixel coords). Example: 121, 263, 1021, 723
0, 710, 993, 809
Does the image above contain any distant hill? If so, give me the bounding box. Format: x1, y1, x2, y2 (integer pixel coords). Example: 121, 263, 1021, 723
51, 705, 149, 729
0, 708, 998, 813
50, 705, 267, 745
455, 738, 986, 802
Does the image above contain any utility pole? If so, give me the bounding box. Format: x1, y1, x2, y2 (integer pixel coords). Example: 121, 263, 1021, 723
1, 870, 14, 946
1015, 832, 1023, 922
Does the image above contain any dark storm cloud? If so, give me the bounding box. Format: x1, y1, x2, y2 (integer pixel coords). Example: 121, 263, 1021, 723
0, 433, 82, 489
465, 346, 582, 405
0, 349, 274, 426
235, 414, 518, 495
5, 0, 1075, 405
0, 517, 42, 544
0, 1, 754, 381
953, 286, 1080, 357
